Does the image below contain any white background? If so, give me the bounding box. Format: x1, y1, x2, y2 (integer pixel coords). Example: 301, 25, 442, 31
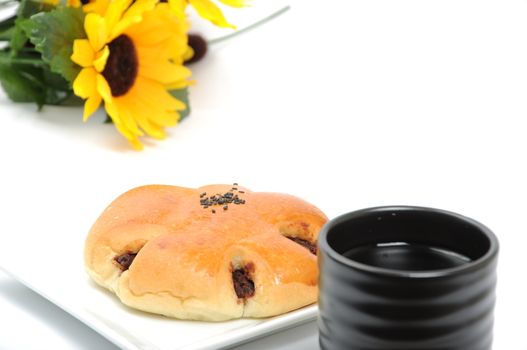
1, 0, 527, 349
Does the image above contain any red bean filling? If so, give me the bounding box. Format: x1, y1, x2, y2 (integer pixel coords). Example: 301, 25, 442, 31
102, 35, 138, 97
114, 252, 137, 271
232, 267, 255, 299
288, 237, 317, 255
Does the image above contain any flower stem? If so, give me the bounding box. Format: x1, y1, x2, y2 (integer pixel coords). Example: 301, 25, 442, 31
207, 5, 291, 46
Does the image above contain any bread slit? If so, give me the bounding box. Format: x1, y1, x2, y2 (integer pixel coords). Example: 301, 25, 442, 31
287, 237, 317, 255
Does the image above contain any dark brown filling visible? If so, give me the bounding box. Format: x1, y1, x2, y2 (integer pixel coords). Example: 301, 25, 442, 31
232, 266, 255, 299
102, 35, 138, 97
288, 237, 317, 255
114, 252, 137, 271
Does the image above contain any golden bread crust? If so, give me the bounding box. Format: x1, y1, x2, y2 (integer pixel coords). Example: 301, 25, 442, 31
84, 184, 327, 321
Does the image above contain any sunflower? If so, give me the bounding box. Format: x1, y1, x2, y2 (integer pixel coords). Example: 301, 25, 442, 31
70, 0, 191, 149
168, 0, 246, 29
66, 0, 110, 14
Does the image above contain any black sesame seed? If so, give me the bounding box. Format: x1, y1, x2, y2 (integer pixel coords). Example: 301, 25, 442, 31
200, 185, 245, 210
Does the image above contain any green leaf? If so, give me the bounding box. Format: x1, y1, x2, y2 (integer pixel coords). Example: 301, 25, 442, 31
42, 66, 71, 91
9, 0, 53, 55
170, 87, 191, 120
0, 64, 45, 106
20, 6, 86, 83
17, 0, 51, 19
0, 26, 14, 41
10, 18, 28, 54
0, 50, 45, 66
0, 58, 77, 107
56, 92, 83, 106
0, 15, 16, 39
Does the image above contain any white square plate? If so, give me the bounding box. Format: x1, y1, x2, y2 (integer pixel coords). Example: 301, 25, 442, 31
0, 264, 317, 350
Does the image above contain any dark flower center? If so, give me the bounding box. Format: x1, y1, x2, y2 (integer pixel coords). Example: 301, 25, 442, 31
102, 35, 138, 97
185, 34, 208, 64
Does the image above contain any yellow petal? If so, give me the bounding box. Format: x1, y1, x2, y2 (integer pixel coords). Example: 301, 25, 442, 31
85, 13, 108, 52
165, 80, 191, 90
105, 0, 133, 35
134, 76, 183, 111
139, 61, 191, 85
72, 68, 98, 99
67, 0, 82, 8
125, 4, 189, 50
128, 87, 180, 131
106, 101, 144, 150
219, 0, 246, 7
105, 99, 120, 122
128, 24, 179, 47
83, 0, 109, 15
115, 120, 144, 149
167, 0, 187, 18
112, 99, 143, 136
96, 74, 112, 101
109, 0, 157, 39
110, 16, 142, 41
136, 45, 167, 62
134, 110, 170, 139
183, 46, 194, 61
83, 94, 102, 121
122, 0, 157, 22
157, 111, 181, 126
128, 138, 144, 150
71, 39, 95, 68
140, 120, 167, 139
189, 0, 236, 29
93, 45, 109, 72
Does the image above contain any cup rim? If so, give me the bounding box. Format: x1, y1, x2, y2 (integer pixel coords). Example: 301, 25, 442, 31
318, 205, 499, 278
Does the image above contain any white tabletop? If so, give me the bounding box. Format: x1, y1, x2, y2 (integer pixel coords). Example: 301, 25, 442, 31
2, 0, 527, 349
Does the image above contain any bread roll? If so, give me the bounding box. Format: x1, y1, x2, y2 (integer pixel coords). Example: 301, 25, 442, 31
84, 184, 327, 321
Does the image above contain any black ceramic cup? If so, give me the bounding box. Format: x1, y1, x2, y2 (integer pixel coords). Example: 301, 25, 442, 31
318, 206, 498, 350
